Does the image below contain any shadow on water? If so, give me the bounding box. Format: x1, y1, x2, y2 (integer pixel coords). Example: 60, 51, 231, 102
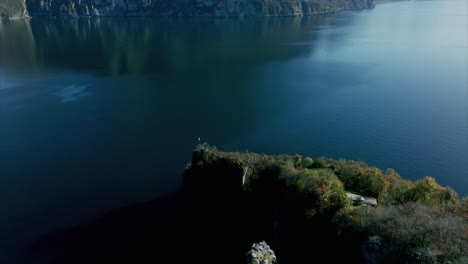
27, 192, 188, 264
28, 191, 257, 264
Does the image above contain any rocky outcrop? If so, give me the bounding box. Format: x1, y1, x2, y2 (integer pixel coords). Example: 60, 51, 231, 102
0, 0, 28, 19
23, 0, 374, 17
247, 241, 277, 264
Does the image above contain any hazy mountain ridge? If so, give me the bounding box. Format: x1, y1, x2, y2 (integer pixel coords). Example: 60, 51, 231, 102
1, 0, 374, 18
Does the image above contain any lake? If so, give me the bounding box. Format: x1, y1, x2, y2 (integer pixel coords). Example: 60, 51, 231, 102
0, 0, 467, 261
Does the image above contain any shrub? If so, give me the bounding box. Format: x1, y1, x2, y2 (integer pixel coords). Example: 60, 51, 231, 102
300, 157, 314, 169
311, 157, 331, 169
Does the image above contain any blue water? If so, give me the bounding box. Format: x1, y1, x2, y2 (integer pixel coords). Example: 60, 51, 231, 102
0, 0, 467, 260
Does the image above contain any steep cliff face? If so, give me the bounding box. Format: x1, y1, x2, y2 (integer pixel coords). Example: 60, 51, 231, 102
24, 0, 374, 17
0, 0, 28, 19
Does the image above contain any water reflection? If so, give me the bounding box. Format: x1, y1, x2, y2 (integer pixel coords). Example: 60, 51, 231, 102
0, 19, 37, 73
0, 17, 338, 76
1, 16, 345, 147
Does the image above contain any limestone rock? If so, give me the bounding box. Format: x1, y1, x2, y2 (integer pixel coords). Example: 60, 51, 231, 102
0, 0, 29, 19
247, 241, 277, 264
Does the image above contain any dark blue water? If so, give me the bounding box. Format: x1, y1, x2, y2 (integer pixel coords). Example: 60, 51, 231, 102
0, 0, 467, 260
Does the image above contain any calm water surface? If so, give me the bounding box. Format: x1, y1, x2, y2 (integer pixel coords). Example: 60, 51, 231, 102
0, 0, 467, 260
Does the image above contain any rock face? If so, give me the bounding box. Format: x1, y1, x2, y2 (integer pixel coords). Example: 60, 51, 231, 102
0, 0, 28, 19
23, 0, 374, 17
247, 241, 277, 264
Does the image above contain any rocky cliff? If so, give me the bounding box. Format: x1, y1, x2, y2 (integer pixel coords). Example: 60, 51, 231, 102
2, 0, 373, 18
0, 0, 28, 19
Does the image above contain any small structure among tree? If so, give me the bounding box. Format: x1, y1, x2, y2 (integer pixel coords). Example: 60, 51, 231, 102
346, 192, 377, 206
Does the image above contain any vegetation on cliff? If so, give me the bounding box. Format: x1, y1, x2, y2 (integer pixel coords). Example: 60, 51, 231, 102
185, 144, 467, 263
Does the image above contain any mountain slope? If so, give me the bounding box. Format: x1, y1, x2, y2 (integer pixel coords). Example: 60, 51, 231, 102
18, 0, 373, 17
0, 0, 28, 18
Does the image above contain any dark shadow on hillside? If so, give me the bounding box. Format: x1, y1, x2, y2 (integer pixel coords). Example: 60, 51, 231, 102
28, 190, 259, 264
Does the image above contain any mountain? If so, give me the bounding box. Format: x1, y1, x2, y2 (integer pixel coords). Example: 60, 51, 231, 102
1, 0, 374, 18
0, 0, 28, 19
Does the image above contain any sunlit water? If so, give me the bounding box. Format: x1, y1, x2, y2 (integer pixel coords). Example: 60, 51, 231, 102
0, 0, 467, 261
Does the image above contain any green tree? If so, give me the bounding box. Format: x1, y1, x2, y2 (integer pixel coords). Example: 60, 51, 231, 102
405, 177, 444, 205
380, 169, 414, 205
300, 157, 314, 169
291, 169, 348, 217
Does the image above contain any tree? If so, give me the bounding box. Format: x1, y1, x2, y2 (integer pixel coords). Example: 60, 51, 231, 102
300, 157, 314, 169
290, 169, 348, 218
405, 177, 445, 205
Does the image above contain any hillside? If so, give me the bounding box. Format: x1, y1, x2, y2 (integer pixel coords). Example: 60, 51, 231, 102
1, 0, 374, 18
0, 0, 28, 18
